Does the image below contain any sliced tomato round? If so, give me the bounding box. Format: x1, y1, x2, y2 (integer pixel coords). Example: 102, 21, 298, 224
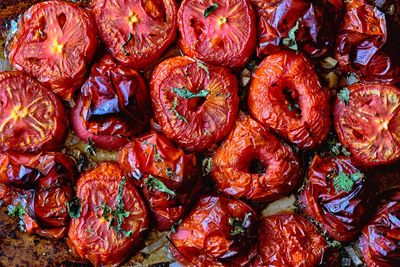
67, 162, 149, 266
0, 72, 68, 153
151, 56, 239, 152
92, 0, 177, 69
212, 113, 301, 202
178, 0, 256, 69
7, 1, 97, 100
248, 50, 331, 149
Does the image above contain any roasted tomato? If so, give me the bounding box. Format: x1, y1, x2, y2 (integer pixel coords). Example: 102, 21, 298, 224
7, 0, 97, 100
177, 0, 256, 69
170, 195, 258, 266
360, 192, 400, 267
67, 162, 148, 266
92, 0, 177, 69
0, 72, 67, 153
118, 132, 201, 230
0, 152, 75, 239
248, 50, 331, 149
151, 56, 239, 152
299, 155, 371, 241
71, 54, 151, 150
252, 214, 327, 266
212, 113, 301, 202
334, 83, 400, 167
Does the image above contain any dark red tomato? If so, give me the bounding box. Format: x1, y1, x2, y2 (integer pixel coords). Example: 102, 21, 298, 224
248, 50, 331, 149
212, 113, 301, 202
67, 162, 148, 266
92, 0, 177, 69
334, 83, 400, 167
252, 214, 327, 267
7, 1, 97, 100
360, 192, 400, 267
170, 195, 258, 266
0, 152, 75, 239
118, 132, 201, 230
0, 72, 67, 153
178, 0, 256, 69
151, 56, 239, 152
299, 155, 371, 241
71, 54, 150, 150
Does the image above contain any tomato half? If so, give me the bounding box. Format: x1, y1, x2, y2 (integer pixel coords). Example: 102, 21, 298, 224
0, 72, 67, 153
92, 0, 177, 69
7, 1, 97, 100
70, 54, 151, 150
178, 0, 256, 69
170, 195, 258, 266
151, 56, 239, 152
67, 162, 149, 266
212, 113, 301, 202
248, 50, 331, 149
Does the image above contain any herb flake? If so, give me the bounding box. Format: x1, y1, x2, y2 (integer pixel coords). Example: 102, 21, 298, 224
204, 3, 219, 18
7, 204, 25, 218
172, 86, 209, 99
85, 138, 96, 155
338, 87, 350, 106
196, 59, 210, 76
67, 197, 81, 219
171, 97, 188, 123
145, 175, 176, 196
229, 212, 251, 236
332, 172, 364, 193
282, 19, 301, 51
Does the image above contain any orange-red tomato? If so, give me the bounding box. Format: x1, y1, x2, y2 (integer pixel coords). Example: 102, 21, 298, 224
0, 72, 67, 153
7, 0, 97, 100
212, 113, 301, 202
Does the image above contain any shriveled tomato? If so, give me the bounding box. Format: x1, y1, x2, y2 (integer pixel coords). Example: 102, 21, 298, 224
178, 0, 256, 68
71, 54, 151, 150
67, 162, 148, 266
252, 214, 327, 266
151, 56, 239, 152
212, 113, 301, 202
0, 72, 67, 153
248, 50, 331, 149
334, 83, 400, 167
170, 195, 258, 266
7, 1, 97, 100
92, 0, 177, 69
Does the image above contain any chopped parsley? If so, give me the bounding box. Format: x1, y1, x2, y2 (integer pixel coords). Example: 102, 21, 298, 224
67, 197, 81, 219
145, 175, 176, 196
328, 141, 351, 157
172, 86, 209, 99
338, 88, 350, 106
171, 97, 188, 123
122, 33, 133, 56
204, 3, 219, 18
229, 212, 252, 236
282, 19, 301, 51
7, 204, 25, 218
85, 138, 96, 155
332, 172, 364, 193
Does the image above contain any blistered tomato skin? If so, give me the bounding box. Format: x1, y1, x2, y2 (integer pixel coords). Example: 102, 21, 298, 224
7, 0, 97, 100
67, 163, 149, 267
151, 56, 239, 152
92, 0, 177, 69
170, 195, 258, 266
178, 0, 256, 69
0, 72, 68, 153
71, 54, 151, 150
248, 50, 331, 150
212, 113, 301, 202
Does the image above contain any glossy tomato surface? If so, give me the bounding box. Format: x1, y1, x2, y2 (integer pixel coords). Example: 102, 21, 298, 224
71, 54, 151, 150
170, 195, 258, 266
151, 56, 239, 152
178, 0, 256, 68
212, 113, 301, 202
0, 71, 67, 153
67, 162, 149, 266
92, 0, 177, 69
7, 0, 97, 100
248, 50, 331, 149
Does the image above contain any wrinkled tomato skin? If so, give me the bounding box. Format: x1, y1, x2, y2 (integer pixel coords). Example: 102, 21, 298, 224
170, 195, 258, 266
92, 0, 177, 69
252, 214, 327, 267
7, 1, 97, 100
0, 152, 75, 239
118, 132, 201, 230
212, 113, 301, 202
334, 83, 400, 167
248, 50, 331, 150
0, 71, 68, 153
71, 54, 151, 150
67, 162, 149, 267
299, 155, 371, 241
178, 0, 256, 69
151, 56, 239, 152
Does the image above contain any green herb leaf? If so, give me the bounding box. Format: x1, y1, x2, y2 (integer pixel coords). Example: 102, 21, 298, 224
172, 86, 210, 99
171, 97, 188, 123
67, 197, 81, 219
204, 3, 219, 17
328, 141, 351, 157
7, 203, 25, 218
338, 88, 350, 105
202, 157, 213, 176
282, 19, 301, 51
145, 175, 176, 196
229, 212, 251, 236
196, 59, 210, 76
85, 138, 96, 155
122, 33, 133, 56
332, 172, 364, 193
